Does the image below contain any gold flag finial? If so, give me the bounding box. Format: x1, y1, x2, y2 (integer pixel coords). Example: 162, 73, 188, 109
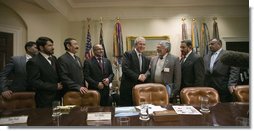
213, 17, 217, 21
192, 18, 196, 21
100, 17, 103, 24
87, 18, 91, 24
182, 18, 186, 22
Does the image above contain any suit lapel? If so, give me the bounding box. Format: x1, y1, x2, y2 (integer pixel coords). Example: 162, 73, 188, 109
92, 57, 103, 74
163, 54, 170, 70
38, 53, 56, 72
66, 53, 81, 68
213, 49, 224, 65
207, 52, 213, 69
21, 55, 27, 73
151, 56, 159, 76
132, 50, 140, 72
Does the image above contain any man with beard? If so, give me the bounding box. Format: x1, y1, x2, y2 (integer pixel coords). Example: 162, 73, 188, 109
58, 38, 88, 97
26, 37, 63, 108
145, 41, 181, 103
204, 38, 240, 102
180, 40, 204, 90
0, 41, 38, 99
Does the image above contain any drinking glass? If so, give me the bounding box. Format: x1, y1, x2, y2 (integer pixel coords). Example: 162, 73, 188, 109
139, 102, 150, 121
52, 101, 62, 117
199, 96, 210, 113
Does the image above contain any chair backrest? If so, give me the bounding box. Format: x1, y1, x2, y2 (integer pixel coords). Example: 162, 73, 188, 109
0, 92, 36, 110
180, 87, 220, 105
234, 85, 249, 102
132, 83, 169, 106
63, 90, 100, 106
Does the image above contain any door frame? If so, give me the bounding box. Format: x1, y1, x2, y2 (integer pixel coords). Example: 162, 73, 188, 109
0, 24, 23, 56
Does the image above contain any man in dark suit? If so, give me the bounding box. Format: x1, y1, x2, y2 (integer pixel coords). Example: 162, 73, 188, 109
26, 37, 63, 108
180, 40, 204, 89
145, 41, 181, 103
204, 38, 240, 102
83, 44, 114, 106
0, 41, 38, 99
120, 36, 150, 106
58, 38, 88, 97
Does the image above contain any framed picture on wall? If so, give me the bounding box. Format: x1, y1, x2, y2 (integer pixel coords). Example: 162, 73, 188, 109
126, 36, 170, 57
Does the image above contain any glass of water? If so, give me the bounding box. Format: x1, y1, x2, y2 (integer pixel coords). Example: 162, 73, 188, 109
139, 102, 150, 121
52, 101, 62, 117
199, 96, 210, 113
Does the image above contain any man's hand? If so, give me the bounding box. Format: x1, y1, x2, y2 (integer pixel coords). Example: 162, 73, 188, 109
57, 83, 63, 90
102, 78, 110, 86
228, 85, 236, 94
138, 74, 146, 82
1, 90, 13, 99
80, 87, 88, 94
98, 82, 104, 89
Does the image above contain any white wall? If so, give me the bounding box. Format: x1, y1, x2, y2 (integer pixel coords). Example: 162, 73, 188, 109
0, 1, 69, 57
80, 16, 249, 61
0, 4, 27, 55
0, 1, 249, 61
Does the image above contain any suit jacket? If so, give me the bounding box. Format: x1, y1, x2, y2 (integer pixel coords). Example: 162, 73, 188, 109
145, 53, 181, 96
181, 52, 205, 88
204, 49, 240, 102
58, 52, 84, 95
0, 55, 29, 92
120, 50, 150, 106
26, 53, 61, 108
83, 56, 114, 106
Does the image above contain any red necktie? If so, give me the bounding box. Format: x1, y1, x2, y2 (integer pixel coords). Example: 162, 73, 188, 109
97, 57, 104, 73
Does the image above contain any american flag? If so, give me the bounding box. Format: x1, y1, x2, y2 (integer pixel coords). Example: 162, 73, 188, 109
85, 23, 93, 60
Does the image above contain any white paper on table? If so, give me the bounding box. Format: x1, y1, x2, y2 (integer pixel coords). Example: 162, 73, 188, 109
87, 112, 111, 121
135, 104, 167, 114
172, 106, 202, 115
0, 116, 28, 125
115, 106, 139, 117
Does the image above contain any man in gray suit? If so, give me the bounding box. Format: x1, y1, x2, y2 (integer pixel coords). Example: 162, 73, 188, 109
204, 38, 240, 102
0, 41, 38, 99
58, 38, 88, 97
145, 41, 181, 103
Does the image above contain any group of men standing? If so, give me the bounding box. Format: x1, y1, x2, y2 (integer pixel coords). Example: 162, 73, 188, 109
0, 36, 239, 108
0, 37, 114, 108
120, 37, 239, 106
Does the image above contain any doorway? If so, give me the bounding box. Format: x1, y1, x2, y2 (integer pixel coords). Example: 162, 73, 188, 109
0, 32, 13, 71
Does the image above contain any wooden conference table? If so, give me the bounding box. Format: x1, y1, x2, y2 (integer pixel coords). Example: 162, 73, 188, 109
0, 102, 249, 126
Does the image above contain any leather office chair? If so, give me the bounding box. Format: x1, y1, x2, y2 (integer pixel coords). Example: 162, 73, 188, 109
0, 92, 36, 110
63, 90, 100, 106
180, 87, 220, 106
234, 85, 249, 102
132, 83, 169, 106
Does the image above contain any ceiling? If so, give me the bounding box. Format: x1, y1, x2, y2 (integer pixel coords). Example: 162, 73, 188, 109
1, 0, 249, 21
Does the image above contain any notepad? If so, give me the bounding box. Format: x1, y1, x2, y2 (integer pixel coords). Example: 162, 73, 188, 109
172, 106, 202, 115
0, 115, 28, 125
87, 112, 111, 121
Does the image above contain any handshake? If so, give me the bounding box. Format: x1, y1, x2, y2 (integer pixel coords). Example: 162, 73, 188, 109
138, 74, 147, 82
